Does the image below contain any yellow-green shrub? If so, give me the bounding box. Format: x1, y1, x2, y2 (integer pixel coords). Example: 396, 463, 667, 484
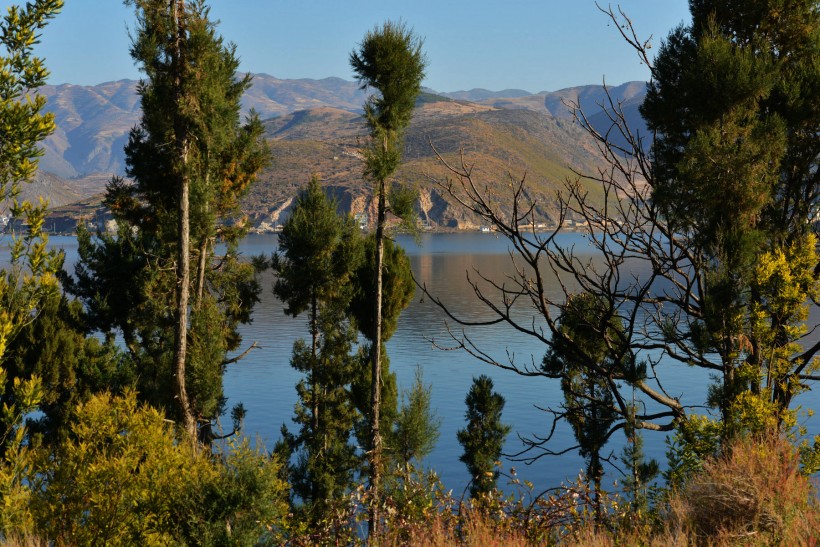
31, 391, 287, 545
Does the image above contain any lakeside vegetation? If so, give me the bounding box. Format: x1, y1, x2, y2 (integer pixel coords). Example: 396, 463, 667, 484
1, 0, 819, 545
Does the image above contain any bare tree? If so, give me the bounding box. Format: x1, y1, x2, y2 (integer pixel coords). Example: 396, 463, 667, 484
419, 4, 819, 465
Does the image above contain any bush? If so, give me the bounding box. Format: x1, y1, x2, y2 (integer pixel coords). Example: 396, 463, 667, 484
666, 432, 819, 544
30, 391, 288, 545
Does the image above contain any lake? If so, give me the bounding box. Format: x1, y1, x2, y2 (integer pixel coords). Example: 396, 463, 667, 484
10, 232, 820, 496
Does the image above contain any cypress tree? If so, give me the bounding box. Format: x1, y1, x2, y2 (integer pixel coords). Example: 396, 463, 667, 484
350, 21, 426, 521
272, 177, 362, 517
457, 375, 511, 498
641, 0, 820, 428
67, 0, 268, 440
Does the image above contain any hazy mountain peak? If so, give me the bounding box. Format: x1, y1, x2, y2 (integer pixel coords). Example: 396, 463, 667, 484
35, 76, 648, 211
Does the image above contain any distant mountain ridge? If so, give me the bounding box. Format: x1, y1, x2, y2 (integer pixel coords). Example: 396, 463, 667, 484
38, 74, 370, 179
34, 76, 650, 230
440, 88, 534, 101
38, 75, 647, 180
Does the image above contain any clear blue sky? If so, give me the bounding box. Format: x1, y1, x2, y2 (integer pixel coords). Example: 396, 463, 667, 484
6, 0, 691, 92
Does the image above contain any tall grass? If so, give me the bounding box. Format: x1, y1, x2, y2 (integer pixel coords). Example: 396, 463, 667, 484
665, 432, 819, 545
289, 433, 818, 545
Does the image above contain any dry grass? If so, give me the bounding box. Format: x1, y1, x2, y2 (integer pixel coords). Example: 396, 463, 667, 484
375, 509, 531, 546
666, 432, 819, 545
371, 433, 820, 546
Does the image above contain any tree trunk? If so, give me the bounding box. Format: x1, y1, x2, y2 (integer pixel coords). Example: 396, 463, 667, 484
171, 0, 196, 441
311, 293, 319, 434
591, 451, 603, 524
369, 176, 387, 537
195, 236, 208, 309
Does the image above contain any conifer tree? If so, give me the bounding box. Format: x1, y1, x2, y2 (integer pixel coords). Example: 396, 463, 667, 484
457, 375, 510, 498
350, 21, 426, 517
393, 368, 441, 469
348, 235, 414, 471
641, 0, 820, 430
542, 292, 628, 521
67, 0, 268, 441
272, 177, 362, 517
4, 295, 130, 445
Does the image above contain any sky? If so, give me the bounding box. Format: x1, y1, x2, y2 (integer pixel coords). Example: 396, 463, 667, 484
5, 0, 692, 93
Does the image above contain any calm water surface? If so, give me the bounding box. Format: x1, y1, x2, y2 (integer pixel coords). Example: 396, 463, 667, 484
14, 232, 820, 495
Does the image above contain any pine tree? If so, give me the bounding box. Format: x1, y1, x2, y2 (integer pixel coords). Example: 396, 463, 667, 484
542, 292, 628, 521
393, 368, 441, 469
641, 0, 820, 430
271, 177, 362, 517
67, 0, 268, 441
457, 375, 511, 498
350, 21, 426, 519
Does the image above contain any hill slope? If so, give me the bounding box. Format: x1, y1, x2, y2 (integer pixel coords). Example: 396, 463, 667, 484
35, 77, 645, 230
38, 76, 645, 180
38, 75, 368, 178
243, 99, 607, 230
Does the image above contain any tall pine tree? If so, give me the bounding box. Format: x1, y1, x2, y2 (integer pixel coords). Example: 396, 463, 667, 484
349, 20, 426, 524
272, 177, 362, 517
457, 375, 510, 498
67, 0, 268, 440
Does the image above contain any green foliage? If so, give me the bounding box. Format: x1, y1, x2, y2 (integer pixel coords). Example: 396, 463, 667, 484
664, 415, 723, 490
0, 0, 63, 535
392, 368, 441, 468
272, 179, 363, 519
350, 21, 426, 227
3, 294, 132, 445
350, 20, 426, 136
0, 366, 42, 536
388, 181, 421, 235
32, 391, 198, 544
0, 0, 63, 197
272, 176, 362, 319
457, 375, 511, 498
641, 0, 820, 432
349, 235, 415, 343
542, 292, 627, 503
67, 0, 267, 433
176, 437, 290, 546
31, 391, 288, 545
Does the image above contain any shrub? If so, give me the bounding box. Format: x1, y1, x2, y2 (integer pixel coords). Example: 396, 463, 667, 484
30, 391, 288, 545
666, 432, 819, 544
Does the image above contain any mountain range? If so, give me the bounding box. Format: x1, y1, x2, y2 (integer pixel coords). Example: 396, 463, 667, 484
28, 75, 650, 230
